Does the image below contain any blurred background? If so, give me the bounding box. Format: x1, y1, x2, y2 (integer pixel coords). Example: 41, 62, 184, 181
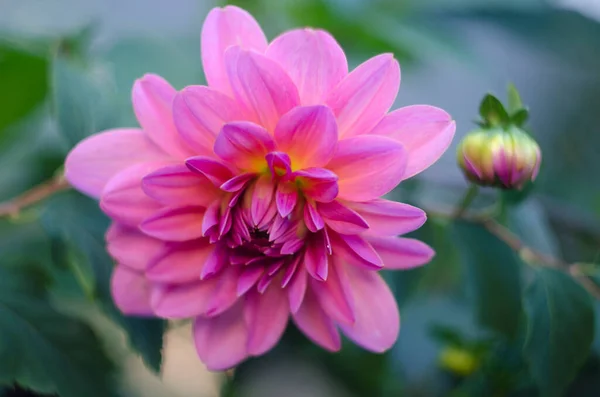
1, 0, 600, 396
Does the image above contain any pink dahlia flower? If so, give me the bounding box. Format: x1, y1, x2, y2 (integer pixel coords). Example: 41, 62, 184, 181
65, 6, 455, 370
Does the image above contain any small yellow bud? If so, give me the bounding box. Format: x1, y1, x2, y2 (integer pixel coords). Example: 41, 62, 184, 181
457, 127, 541, 190
438, 346, 480, 376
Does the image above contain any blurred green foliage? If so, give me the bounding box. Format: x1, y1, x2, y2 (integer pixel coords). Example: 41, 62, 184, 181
0, 0, 600, 396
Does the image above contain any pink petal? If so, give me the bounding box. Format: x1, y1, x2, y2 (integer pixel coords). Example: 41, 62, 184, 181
266, 151, 292, 178
65, 128, 168, 199
311, 260, 354, 325
220, 172, 256, 193
146, 241, 213, 283
200, 243, 228, 279
339, 265, 400, 352
225, 47, 300, 132
367, 236, 435, 269
317, 200, 369, 234
193, 302, 249, 371
330, 232, 383, 270
326, 54, 400, 139
106, 223, 164, 271
214, 121, 276, 172
100, 162, 166, 227
276, 182, 298, 217
173, 86, 246, 156
142, 164, 219, 207
237, 266, 265, 296
293, 288, 341, 352
287, 265, 308, 313
266, 28, 347, 105
369, 105, 456, 178
202, 201, 220, 237
111, 266, 153, 316
304, 200, 325, 233
347, 199, 426, 236
327, 135, 407, 201
201, 6, 268, 97
204, 266, 241, 317
251, 174, 276, 226
150, 279, 217, 318
293, 168, 339, 202
304, 231, 329, 281
244, 285, 289, 356
132, 74, 192, 158
140, 206, 206, 241
274, 105, 338, 168
186, 156, 235, 187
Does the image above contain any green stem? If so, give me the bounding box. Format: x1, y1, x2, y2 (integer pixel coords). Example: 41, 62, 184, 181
454, 184, 479, 218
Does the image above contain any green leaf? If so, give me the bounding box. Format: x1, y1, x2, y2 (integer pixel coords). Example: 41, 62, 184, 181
507, 83, 524, 114
524, 267, 595, 397
479, 94, 510, 127
452, 221, 523, 338
510, 108, 529, 127
0, 267, 116, 397
40, 191, 165, 372
52, 55, 116, 148
0, 44, 48, 134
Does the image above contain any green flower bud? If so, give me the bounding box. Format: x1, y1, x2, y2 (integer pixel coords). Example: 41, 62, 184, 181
457, 126, 541, 190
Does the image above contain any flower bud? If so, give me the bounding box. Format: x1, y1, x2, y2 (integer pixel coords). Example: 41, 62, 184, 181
457, 126, 541, 190
438, 346, 480, 376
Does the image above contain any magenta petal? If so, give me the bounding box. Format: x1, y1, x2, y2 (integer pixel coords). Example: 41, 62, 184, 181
250, 175, 276, 226
200, 243, 228, 279
220, 172, 256, 193
267, 28, 347, 105
293, 168, 339, 202
193, 302, 249, 371
106, 223, 164, 271
326, 54, 400, 139
311, 261, 355, 326
174, 86, 245, 156
65, 128, 168, 199
237, 266, 264, 296
132, 74, 192, 158
202, 201, 221, 236
338, 265, 400, 352
140, 206, 206, 241
214, 121, 276, 172
304, 200, 325, 233
348, 199, 426, 236
225, 46, 300, 132
367, 236, 435, 269
186, 156, 235, 187
245, 285, 289, 356
304, 231, 329, 281
151, 279, 217, 319
204, 266, 241, 317
330, 232, 383, 270
287, 266, 307, 313
274, 105, 338, 168
201, 6, 268, 97
266, 151, 292, 178
111, 266, 153, 316
293, 288, 341, 352
142, 164, 219, 207
275, 182, 298, 217
100, 162, 166, 227
369, 105, 456, 178
317, 200, 369, 235
327, 135, 407, 202
146, 241, 212, 283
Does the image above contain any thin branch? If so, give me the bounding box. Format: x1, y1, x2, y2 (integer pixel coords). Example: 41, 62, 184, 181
427, 207, 600, 299
0, 174, 70, 218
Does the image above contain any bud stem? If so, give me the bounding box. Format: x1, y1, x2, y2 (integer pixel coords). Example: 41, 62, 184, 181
454, 184, 479, 218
